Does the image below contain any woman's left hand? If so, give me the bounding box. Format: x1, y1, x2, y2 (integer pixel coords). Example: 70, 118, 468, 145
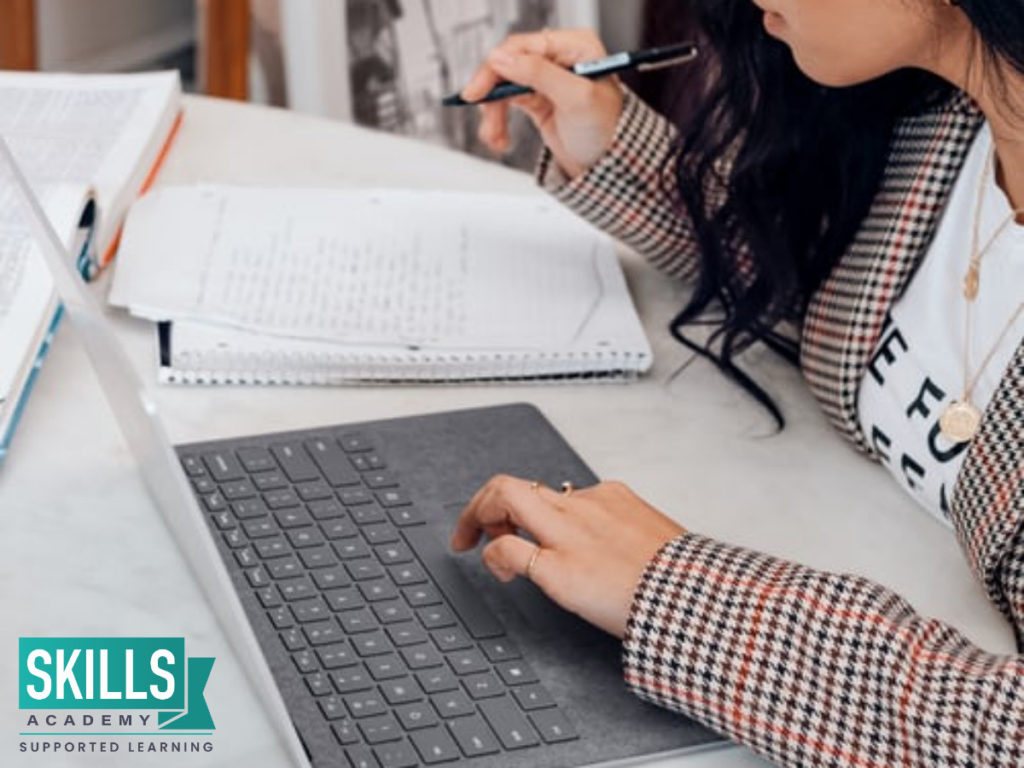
450, 475, 686, 639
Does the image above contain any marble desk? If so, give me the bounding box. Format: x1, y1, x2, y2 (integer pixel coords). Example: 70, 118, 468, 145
1, 95, 1016, 768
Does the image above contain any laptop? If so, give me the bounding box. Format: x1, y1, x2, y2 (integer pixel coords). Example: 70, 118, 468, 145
1, 136, 726, 768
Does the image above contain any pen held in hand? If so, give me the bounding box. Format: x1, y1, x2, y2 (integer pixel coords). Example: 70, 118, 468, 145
442, 41, 700, 107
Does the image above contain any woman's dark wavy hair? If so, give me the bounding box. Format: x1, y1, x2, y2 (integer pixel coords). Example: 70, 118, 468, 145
661, 0, 1024, 428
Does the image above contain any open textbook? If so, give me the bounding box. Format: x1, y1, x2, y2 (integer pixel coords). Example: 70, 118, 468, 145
0, 71, 181, 462
109, 186, 653, 384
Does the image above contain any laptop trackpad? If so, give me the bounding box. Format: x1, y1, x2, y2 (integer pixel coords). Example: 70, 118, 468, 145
443, 502, 609, 648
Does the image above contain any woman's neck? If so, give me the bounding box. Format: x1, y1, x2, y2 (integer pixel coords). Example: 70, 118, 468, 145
924, 24, 1024, 217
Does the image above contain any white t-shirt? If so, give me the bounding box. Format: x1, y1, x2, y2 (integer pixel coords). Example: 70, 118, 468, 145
857, 124, 1024, 526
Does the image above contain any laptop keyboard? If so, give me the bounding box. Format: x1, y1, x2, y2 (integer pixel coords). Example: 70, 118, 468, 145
179, 431, 578, 767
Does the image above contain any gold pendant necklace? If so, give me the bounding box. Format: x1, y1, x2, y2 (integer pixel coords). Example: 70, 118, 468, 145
938, 147, 1024, 445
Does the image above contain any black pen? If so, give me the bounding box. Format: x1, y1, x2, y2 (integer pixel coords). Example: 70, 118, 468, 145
442, 41, 699, 107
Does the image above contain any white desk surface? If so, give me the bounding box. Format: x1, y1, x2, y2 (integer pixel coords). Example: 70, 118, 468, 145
2, 95, 1015, 768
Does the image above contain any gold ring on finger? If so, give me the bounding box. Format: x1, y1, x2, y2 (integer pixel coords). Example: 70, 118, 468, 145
525, 545, 541, 581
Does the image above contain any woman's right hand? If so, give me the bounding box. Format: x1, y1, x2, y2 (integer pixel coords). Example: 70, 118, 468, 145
461, 29, 624, 180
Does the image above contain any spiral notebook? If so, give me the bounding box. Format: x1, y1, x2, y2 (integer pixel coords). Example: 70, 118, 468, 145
110, 185, 653, 384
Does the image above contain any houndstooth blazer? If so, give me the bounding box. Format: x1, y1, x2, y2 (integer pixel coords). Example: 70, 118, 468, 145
539, 90, 1023, 767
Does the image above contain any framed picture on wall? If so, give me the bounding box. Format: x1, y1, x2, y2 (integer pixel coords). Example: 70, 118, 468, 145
282, 0, 601, 170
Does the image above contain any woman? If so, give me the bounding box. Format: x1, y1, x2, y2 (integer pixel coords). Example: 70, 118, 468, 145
450, 1, 1023, 766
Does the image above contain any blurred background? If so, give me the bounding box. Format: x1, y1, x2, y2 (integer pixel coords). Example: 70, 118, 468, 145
0, 0, 691, 170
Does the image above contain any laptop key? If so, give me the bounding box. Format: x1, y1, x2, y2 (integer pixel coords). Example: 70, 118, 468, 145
203, 451, 244, 482
396, 702, 439, 731
267, 606, 294, 629
211, 511, 235, 530
203, 492, 226, 512
331, 664, 372, 693
193, 476, 217, 494
256, 586, 281, 608
495, 661, 538, 686
274, 508, 313, 528
339, 608, 376, 634
403, 527, 504, 639
347, 559, 385, 581
380, 677, 422, 705
363, 471, 398, 489
316, 642, 355, 670
479, 637, 521, 663
431, 629, 472, 652
359, 579, 399, 603
280, 628, 306, 651
418, 606, 456, 630
236, 446, 276, 473
386, 622, 427, 647
352, 506, 387, 526
375, 740, 418, 768
463, 672, 504, 700
332, 719, 360, 744
222, 529, 246, 548
366, 654, 405, 681
345, 747, 378, 768
233, 499, 267, 519
243, 518, 276, 538
478, 697, 540, 749
359, 714, 402, 743
309, 499, 346, 521
389, 564, 427, 586
312, 565, 350, 590
291, 598, 329, 623
388, 507, 426, 527
513, 684, 556, 711
403, 585, 441, 607
410, 727, 460, 764
352, 630, 391, 657
338, 433, 373, 453
235, 548, 258, 568
340, 488, 373, 506
376, 489, 410, 508
267, 557, 302, 579
264, 489, 300, 509
252, 470, 288, 491
271, 442, 319, 483
335, 539, 372, 560
529, 708, 578, 743
287, 527, 326, 548
304, 620, 343, 646
299, 546, 338, 569
430, 690, 474, 719
448, 714, 501, 757
375, 542, 412, 564
296, 480, 333, 501
305, 437, 361, 487
254, 538, 288, 559
245, 566, 269, 588
373, 600, 414, 624
402, 644, 443, 670
292, 649, 317, 674
346, 691, 388, 719
180, 455, 205, 476
325, 586, 364, 612
321, 518, 358, 539
278, 576, 315, 601
417, 668, 459, 694
319, 695, 347, 720
221, 480, 255, 500
448, 649, 488, 676
305, 672, 333, 696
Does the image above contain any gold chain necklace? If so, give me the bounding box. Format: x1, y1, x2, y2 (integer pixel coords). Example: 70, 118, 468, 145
938, 148, 1024, 444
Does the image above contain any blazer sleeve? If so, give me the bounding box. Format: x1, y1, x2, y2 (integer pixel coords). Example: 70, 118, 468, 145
536, 88, 702, 281
623, 531, 1024, 767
